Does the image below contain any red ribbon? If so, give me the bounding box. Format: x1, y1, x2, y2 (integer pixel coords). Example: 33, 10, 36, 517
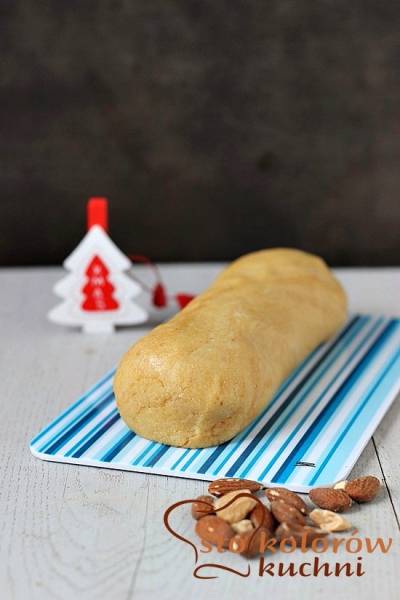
130, 255, 195, 310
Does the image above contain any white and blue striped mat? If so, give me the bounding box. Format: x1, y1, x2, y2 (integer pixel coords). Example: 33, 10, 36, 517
30, 315, 400, 492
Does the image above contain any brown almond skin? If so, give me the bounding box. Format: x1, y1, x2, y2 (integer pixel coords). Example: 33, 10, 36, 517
250, 502, 276, 531
191, 495, 215, 520
265, 487, 308, 515
195, 515, 234, 548
270, 500, 306, 526
230, 526, 272, 557
345, 476, 381, 502
309, 488, 352, 512
276, 522, 328, 547
208, 478, 263, 497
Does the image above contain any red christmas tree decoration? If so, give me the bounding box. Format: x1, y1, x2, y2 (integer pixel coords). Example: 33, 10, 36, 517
48, 198, 147, 333
81, 255, 119, 311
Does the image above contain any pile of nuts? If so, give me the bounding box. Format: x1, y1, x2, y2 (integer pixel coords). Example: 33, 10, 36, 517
191, 475, 381, 558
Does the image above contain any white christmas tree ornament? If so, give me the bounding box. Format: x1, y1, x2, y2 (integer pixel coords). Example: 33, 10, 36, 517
48, 197, 148, 333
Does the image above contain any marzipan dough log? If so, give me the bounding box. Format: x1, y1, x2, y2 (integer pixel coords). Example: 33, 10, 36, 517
114, 249, 347, 448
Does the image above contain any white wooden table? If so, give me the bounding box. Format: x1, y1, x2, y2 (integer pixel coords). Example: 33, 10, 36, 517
1, 266, 399, 600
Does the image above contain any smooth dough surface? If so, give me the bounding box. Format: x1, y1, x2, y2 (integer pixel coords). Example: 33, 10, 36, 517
114, 248, 347, 448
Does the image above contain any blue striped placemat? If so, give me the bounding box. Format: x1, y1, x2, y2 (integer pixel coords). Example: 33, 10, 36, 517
30, 314, 400, 492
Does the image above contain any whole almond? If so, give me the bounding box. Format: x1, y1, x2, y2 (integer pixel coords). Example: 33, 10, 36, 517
265, 487, 308, 515
230, 526, 271, 557
276, 522, 328, 547
191, 495, 215, 520
309, 508, 352, 532
214, 489, 257, 524
250, 502, 276, 531
270, 500, 306, 526
195, 515, 234, 548
344, 476, 381, 502
309, 487, 352, 512
231, 519, 254, 535
208, 478, 263, 497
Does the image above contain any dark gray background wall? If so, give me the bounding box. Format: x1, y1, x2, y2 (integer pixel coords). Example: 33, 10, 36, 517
1, 1, 399, 266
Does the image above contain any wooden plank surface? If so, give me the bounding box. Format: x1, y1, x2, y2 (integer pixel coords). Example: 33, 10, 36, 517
0, 266, 399, 600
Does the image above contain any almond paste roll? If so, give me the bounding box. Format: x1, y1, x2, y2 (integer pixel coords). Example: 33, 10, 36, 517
114, 248, 347, 448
